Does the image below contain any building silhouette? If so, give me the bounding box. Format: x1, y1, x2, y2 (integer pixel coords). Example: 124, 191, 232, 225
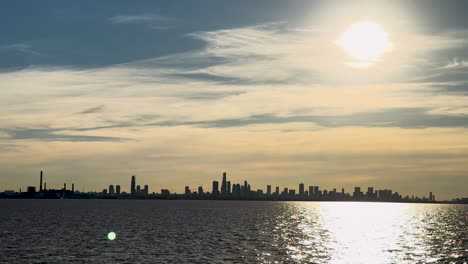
131, 175, 136, 196
39, 171, 43, 192
221, 172, 227, 195
212, 181, 219, 196
299, 183, 305, 197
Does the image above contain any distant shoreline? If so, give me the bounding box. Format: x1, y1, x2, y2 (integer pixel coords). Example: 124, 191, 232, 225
0, 196, 465, 204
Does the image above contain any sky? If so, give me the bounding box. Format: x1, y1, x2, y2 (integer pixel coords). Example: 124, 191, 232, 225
1, 0, 467, 200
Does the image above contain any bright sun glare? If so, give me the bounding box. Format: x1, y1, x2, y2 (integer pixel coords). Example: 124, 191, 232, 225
336, 21, 392, 67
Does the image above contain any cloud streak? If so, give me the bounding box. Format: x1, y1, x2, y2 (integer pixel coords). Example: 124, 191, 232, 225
442, 58, 468, 69
2, 128, 126, 142
109, 14, 173, 29
79, 105, 105, 114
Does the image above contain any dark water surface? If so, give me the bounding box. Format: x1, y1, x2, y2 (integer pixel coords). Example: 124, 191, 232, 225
0, 200, 466, 263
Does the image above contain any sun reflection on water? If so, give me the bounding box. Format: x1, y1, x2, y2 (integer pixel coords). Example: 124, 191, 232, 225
272, 202, 466, 264
317, 202, 410, 263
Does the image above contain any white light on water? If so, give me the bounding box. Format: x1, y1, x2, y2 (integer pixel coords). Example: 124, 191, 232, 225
107, 231, 116, 240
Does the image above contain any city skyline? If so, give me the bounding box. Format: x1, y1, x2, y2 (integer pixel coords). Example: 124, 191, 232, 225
1, 0, 468, 200
5, 170, 461, 203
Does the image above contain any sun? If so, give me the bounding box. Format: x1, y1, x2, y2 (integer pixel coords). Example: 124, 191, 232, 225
336, 21, 392, 67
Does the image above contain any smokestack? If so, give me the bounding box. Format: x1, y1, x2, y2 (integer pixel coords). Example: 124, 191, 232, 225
64, 183, 66, 191
40, 171, 43, 192
72, 183, 74, 193
44, 182, 47, 190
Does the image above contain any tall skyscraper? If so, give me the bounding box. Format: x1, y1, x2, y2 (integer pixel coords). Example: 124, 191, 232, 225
227, 181, 231, 194
143, 185, 149, 196
116, 185, 121, 195
72, 183, 74, 193
136, 185, 141, 194
299, 183, 305, 197
309, 186, 314, 197
212, 181, 219, 195
221, 172, 227, 195
267, 185, 271, 196
131, 175, 136, 196
198, 186, 204, 195
39, 171, 43, 192
109, 185, 115, 195
367, 187, 374, 200
275, 186, 280, 195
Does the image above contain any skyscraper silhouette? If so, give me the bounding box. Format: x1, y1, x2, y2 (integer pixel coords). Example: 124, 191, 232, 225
299, 183, 305, 197
212, 181, 219, 195
131, 175, 136, 196
39, 171, 43, 192
221, 172, 227, 195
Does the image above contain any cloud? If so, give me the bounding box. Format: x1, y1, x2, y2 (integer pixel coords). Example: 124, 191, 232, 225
109, 14, 169, 23
126, 23, 468, 87
2, 128, 126, 142
108, 14, 172, 29
79, 105, 105, 114
0, 43, 44, 56
174, 90, 246, 100
149, 108, 468, 129
442, 58, 468, 69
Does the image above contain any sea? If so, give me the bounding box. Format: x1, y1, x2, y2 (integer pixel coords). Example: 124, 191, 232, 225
0, 200, 466, 263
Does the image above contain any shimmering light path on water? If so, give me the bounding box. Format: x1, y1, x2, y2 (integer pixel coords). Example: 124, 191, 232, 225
0, 200, 466, 263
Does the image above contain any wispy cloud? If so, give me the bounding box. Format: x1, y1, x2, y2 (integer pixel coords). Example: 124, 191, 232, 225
79, 105, 105, 114
1, 128, 126, 142
148, 108, 468, 129
442, 58, 468, 69
131, 23, 468, 86
0, 43, 45, 56
108, 14, 173, 29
